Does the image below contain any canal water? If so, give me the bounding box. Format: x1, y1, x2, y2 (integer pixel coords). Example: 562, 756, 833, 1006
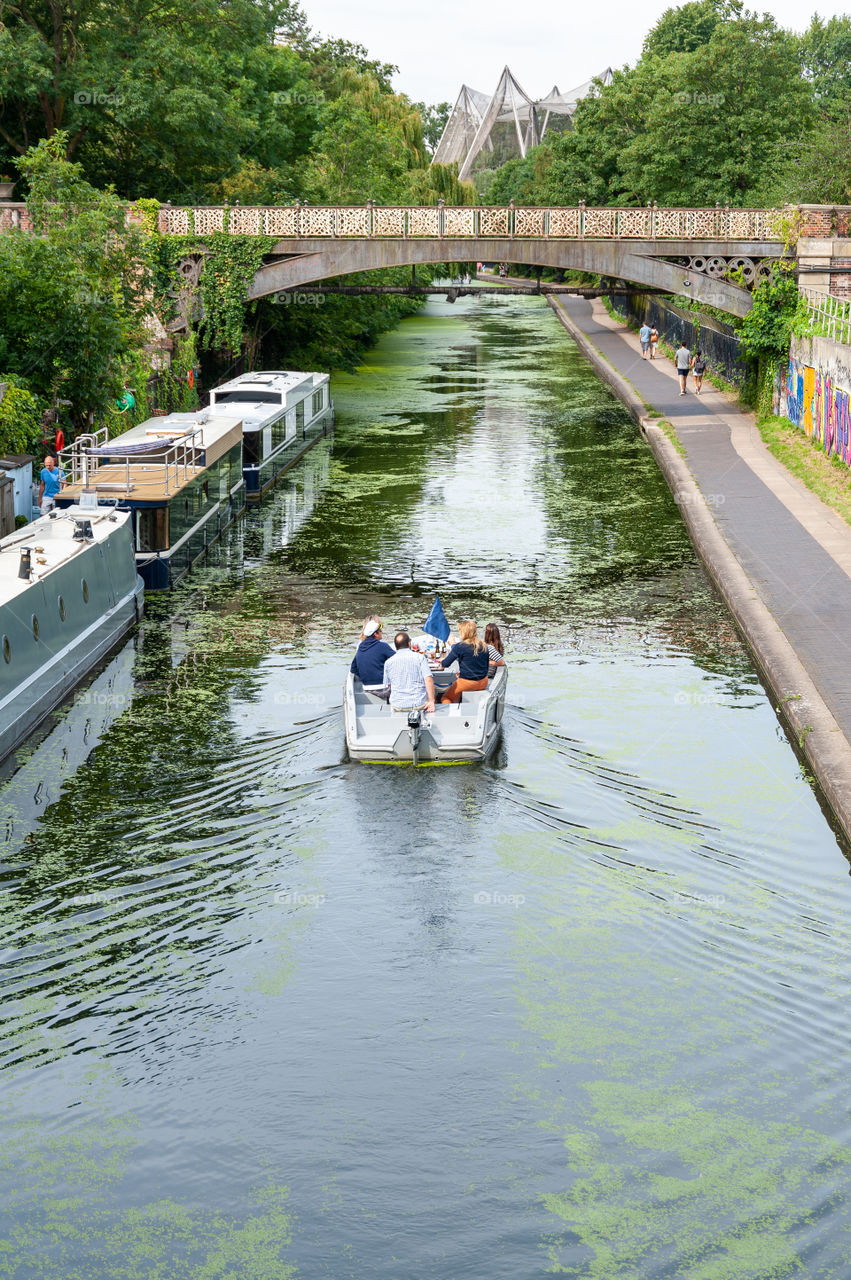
2, 296, 851, 1279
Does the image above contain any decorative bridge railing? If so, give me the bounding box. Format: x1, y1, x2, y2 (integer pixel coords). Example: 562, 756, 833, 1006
153, 205, 783, 241
0, 202, 789, 240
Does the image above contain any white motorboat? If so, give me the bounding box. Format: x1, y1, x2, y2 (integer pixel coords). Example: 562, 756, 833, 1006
343, 666, 507, 764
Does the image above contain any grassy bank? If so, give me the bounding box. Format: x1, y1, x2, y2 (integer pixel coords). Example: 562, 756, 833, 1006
756, 413, 851, 526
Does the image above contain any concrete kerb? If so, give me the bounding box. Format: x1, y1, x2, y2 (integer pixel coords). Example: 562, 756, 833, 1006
548, 294, 851, 841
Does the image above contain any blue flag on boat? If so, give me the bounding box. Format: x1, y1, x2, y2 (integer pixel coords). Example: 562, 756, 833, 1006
423, 594, 450, 643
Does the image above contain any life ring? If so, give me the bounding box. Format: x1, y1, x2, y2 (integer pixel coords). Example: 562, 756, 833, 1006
55, 428, 65, 453
187, 368, 195, 389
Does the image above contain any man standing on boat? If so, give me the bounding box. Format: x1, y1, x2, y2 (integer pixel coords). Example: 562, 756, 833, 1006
38, 455, 65, 512
383, 632, 435, 713
350, 617, 394, 690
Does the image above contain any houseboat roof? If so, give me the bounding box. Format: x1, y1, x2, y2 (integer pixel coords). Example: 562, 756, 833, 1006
60, 412, 243, 504
0, 506, 134, 607
99, 411, 243, 456
212, 371, 328, 397
207, 371, 329, 430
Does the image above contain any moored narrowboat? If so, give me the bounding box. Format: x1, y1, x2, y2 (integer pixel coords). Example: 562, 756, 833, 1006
207, 371, 333, 499
57, 412, 246, 589
0, 503, 143, 763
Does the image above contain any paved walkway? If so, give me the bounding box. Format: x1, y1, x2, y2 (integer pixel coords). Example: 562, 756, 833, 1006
554, 296, 851, 749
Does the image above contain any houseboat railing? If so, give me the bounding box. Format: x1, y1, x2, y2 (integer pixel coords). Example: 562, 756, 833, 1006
59, 427, 204, 496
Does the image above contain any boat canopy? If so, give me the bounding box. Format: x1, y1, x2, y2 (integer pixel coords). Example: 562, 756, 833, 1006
86, 438, 179, 456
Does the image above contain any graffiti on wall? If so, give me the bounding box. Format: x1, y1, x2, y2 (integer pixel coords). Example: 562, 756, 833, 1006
785, 358, 851, 464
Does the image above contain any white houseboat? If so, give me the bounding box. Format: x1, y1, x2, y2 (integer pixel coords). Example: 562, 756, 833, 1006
0, 502, 143, 762
207, 371, 333, 499
57, 411, 246, 589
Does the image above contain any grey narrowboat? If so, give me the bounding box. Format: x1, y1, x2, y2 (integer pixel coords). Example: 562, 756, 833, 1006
206, 371, 333, 499
57, 412, 246, 590
0, 503, 143, 763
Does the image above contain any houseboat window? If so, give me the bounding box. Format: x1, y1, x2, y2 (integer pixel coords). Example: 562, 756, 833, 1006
273, 419, 285, 449
312, 390, 324, 416
215, 390, 280, 405
296, 401, 305, 437
32, 614, 39, 642
138, 507, 168, 552
58, 595, 66, 621
243, 433, 260, 467
2, 635, 10, 663
81, 578, 89, 603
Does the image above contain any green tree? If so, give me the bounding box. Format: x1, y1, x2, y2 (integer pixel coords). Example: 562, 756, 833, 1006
739, 270, 808, 363
799, 14, 851, 118
643, 0, 742, 56
0, 135, 152, 426
0, 377, 46, 456
762, 115, 851, 205
543, 14, 813, 206
414, 102, 452, 154
0, 0, 316, 198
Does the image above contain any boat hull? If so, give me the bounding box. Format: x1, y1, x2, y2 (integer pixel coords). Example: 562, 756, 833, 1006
343, 667, 507, 764
0, 511, 143, 762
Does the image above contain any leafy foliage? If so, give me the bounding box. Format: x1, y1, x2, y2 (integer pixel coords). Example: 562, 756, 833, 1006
766, 116, 851, 206
536, 14, 814, 207
414, 102, 452, 154
0, 135, 153, 435
198, 234, 272, 355
798, 14, 851, 119
738, 270, 809, 364
0, 376, 45, 455
642, 0, 742, 56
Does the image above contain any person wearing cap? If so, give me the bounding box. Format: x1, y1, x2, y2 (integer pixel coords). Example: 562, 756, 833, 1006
350, 616, 395, 689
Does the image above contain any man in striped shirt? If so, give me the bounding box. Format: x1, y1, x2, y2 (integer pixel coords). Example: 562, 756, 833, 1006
383, 632, 436, 712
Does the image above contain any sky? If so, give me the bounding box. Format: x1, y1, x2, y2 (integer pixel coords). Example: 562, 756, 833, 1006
301, 0, 851, 103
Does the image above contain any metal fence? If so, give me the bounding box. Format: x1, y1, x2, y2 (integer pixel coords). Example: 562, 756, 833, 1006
799, 286, 851, 346
615, 293, 749, 384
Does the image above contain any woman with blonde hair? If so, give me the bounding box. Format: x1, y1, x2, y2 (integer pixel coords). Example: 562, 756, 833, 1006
436, 619, 490, 704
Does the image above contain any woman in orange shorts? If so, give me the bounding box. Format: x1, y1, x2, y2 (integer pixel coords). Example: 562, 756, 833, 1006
437, 620, 491, 704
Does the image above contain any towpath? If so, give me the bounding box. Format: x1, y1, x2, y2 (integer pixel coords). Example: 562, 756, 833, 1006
552, 294, 851, 835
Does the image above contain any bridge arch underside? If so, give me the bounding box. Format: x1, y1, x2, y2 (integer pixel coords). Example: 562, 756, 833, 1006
249, 238, 785, 317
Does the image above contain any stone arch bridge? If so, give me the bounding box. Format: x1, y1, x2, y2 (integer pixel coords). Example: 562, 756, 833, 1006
159, 204, 788, 319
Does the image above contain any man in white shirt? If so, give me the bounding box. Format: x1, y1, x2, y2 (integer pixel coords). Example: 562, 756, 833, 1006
383, 632, 435, 712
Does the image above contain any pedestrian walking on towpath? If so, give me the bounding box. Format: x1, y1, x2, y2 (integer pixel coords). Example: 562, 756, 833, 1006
675, 342, 691, 395
639, 322, 652, 359
692, 349, 707, 395
649, 326, 659, 359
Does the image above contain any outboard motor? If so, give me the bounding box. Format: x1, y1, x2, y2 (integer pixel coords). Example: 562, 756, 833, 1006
407, 709, 422, 766
18, 547, 32, 580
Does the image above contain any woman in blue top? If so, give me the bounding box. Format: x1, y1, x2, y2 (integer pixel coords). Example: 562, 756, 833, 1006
437, 620, 490, 704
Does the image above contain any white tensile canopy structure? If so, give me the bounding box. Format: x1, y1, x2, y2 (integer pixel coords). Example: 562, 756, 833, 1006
432, 66, 613, 182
